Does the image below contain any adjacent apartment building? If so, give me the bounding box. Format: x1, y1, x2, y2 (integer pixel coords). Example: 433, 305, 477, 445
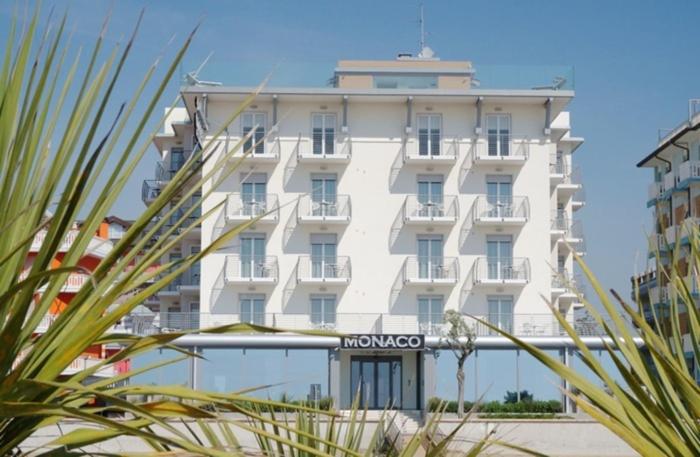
634, 99, 700, 382
143, 52, 586, 409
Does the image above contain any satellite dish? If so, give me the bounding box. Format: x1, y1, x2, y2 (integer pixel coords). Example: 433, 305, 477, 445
184, 52, 222, 87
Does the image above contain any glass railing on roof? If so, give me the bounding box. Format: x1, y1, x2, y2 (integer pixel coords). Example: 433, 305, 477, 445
186, 59, 575, 91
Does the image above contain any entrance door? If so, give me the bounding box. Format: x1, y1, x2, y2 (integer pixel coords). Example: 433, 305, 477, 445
350, 356, 402, 409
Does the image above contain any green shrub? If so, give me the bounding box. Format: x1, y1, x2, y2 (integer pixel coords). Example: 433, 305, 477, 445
428, 397, 562, 414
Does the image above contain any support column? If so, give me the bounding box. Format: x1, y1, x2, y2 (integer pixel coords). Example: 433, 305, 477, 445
560, 348, 575, 414
190, 346, 203, 390
474, 349, 479, 400
328, 349, 341, 409
515, 349, 521, 402
422, 350, 437, 411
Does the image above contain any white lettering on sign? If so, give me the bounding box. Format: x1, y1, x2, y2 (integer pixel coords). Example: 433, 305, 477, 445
340, 334, 425, 350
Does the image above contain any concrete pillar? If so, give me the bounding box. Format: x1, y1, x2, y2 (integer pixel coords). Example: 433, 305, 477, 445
328, 349, 341, 408
190, 346, 203, 390
560, 348, 575, 414
422, 350, 437, 411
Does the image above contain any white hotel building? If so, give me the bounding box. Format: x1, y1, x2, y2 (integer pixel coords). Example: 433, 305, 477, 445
143, 55, 586, 410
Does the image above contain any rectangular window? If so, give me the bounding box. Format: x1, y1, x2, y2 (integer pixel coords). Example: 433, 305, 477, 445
486, 114, 511, 156
240, 234, 266, 278
486, 235, 513, 280
373, 75, 438, 89
486, 175, 513, 217
418, 295, 444, 334
417, 175, 444, 217
311, 234, 338, 279
312, 113, 336, 155
242, 112, 267, 154
170, 148, 185, 174
488, 295, 513, 334
241, 173, 268, 216
311, 294, 336, 328
417, 114, 441, 156
311, 174, 338, 216
417, 235, 444, 279
240, 294, 265, 325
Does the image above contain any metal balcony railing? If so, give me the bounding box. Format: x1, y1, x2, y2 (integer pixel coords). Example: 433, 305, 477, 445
402, 256, 460, 283
296, 255, 351, 282
473, 257, 530, 283
297, 195, 351, 221
295, 135, 352, 161
226, 193, 279, 222
678, 160, 700, 183
549, 157, 567, 176
473, 139, 529, 162
225, 254, 278, 283
663, 170, 676, 192
472, 195, 529, 222
403, 138, 459, 162
648, 181, 664, 201
120, 311, 600, 337
403, 195, 459, 222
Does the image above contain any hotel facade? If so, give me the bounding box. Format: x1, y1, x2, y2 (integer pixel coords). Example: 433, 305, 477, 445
634, 99, 700, 382
143, 55, 586, 410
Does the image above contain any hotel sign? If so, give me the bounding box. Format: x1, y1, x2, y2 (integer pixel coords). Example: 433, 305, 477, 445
340, 334, 425, 351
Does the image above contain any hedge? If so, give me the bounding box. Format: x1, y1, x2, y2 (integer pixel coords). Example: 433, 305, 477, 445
427, 397, 562, 414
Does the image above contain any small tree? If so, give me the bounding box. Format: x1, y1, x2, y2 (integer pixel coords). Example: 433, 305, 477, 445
443, 310, 476, 418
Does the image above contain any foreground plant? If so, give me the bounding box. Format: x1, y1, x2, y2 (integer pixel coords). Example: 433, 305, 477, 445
0, 6, 341, 455
486, 234, 700, 456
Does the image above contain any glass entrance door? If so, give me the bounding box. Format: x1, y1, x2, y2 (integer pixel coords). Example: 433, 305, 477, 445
350, 356, 402, 410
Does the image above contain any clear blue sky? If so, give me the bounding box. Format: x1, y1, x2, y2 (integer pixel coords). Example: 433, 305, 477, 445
2, 0, 697, 400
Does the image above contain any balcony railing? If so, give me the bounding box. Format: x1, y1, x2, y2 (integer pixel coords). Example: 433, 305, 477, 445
296, 136, 352, 162
120, 311, 601, 337
678, 160, 700, 184
142, 180, 161, 204
549, 158, 567, 176
230, 135, 281, 162
402, 256, 459, 285
403, 195, 459, 224
224, 254, 278, 284
297, 195, 351, 224
472, 139, 529, 164
471, 196, 529, 225
473, 257, 530, 285
226, 193, 279, 224
648, 181, 665, 202
296, 255, 351, 284
403, 138, 459, 163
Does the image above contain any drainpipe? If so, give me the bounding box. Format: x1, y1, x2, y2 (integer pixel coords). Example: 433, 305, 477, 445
342, 95, 349, 133
475, 96, 483, 136
544, 97, 552, 136
405, 96, 413, 134
272, 94, 278, 131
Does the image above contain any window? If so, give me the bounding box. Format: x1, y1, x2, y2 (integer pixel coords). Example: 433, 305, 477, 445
417, 235, 444, 279
488, 295, 513, 334
486, 175, 513, 218
417, 175, 444, 217
170, 148, 185, 174
486, 114, 511, 156
417, 114, 441, 156
312, 113, 336, 155
107, 223, 125, 240
241, 173, 268, 216
418, 296, 444, 335
240, 294, 265, 325
486, 235, 513, 280
311, 174, 338, 216
373, 75, 438, 89
311, 295, 336, 328
242, 112, 266, 154
311, 234, 337, 279
240, 234, 266, 278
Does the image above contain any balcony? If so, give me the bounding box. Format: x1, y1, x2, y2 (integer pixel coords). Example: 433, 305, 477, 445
551, 269, 582, 300
402, 256, 459, 286
224, 254, 278, 285
121, 311, 604, 337
296, 255, 351, 285
296, 136, 351, 164
142, 180, 161, 205
647, 181, 665, 206
402, 195, 459, 225
471, 196, 529, 226
472, 257, 530, 287
552, 215, 586, 255
677, 160, 700, 187
648, 233, 669, 255
663, 170, 676, 194
556, 167, 583, 197
471, 140, 529, 166
297, 195, 351, 225
230, 136, 280, 164
571, 186, 586, 211
403, 138, 459, 165
225, 193, 279, 225
549, 158, 567, 185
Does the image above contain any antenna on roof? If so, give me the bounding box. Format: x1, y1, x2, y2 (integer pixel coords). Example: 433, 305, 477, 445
417, 4, 436, 59
184, 52, 222, 87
